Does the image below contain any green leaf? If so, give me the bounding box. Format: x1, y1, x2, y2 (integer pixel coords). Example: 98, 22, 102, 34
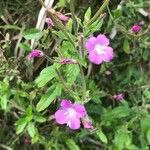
36, 84, 62, 112
123, 38, 130, 54
102, 106, 131, 122
16, 118, 27, 134
31, 135, 40, 144
114, 128, 131, 149
66, 139, 80, 150
26, 105, 32, 116
19, 43, 31, 51
35, 66, 56, 87
33, 115, 46, 123
141, 115, 150, 134
96, 129, 108, 144
26, 106, 33, 122
146, 128, 150, 144
0, 79, 9, 93
66, 64, 80, 85
113, 8, 122, 19
83, 7, 91, 25
57, 0, 66, 8
0, 94, 7, 110
143, 50, 149, 61
27, 122, 36, 138
0, 25, 21, 30
60, 41, 76, 56
126, 145, 139, 150
84, 18, 104, 36
66, 18, 73, 32
23, 28, 43, 40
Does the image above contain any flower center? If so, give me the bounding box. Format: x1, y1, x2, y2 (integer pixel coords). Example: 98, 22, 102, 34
65, 108, 77, 127
94, 44, 106, 55
67, 108, 76, 118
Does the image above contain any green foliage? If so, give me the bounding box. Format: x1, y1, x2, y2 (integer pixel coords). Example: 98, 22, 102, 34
35, 65, 57, 88
0, 0, 150, 149
66, 139, 80, 150
19, 43, 32, 52
23, 28, 43, 40
96, 129, 108, 144
36, 84, 62, 112
66, 64, 80, 86
123, 38, 130, 54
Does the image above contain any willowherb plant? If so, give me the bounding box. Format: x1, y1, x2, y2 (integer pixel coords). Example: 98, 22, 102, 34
0, 0, 150, 149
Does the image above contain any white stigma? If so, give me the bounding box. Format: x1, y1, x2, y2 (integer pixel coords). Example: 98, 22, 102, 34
66, 108, 76, 127
68, 108, 76, 117
94, 44, 106, 55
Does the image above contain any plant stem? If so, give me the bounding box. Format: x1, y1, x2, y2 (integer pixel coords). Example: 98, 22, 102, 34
55, 68, 81, 101
44, 54, 59, 63
78, 64, 86, 101
38, 0, 75, 47
87, 0, 110, 26
70, 0, 77, 34
78, 33, 84, 58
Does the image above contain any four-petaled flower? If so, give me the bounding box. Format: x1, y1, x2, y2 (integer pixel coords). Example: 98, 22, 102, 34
131, 24, 141, 33
28, 50, 43, 60
85, 34, 114, 64
54, 100, 88, 130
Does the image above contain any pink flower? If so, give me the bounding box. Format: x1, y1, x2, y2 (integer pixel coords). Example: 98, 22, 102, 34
57, 13, 69, 23
28, 50, 43, 59
131, 25, 141, 33
46, 13, 69, 27
54, 100, 87, 130
46, 18, 54, 27
113, 93, 124, 101
85, 34, 114, 65
60, 58, 77, 64
81, 116, 93, 129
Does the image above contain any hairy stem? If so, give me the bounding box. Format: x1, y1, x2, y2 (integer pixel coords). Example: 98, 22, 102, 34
70, 0, 77, 34
87, 0, 110, 26
55, 68, 81, 101
38, 0, 75, 47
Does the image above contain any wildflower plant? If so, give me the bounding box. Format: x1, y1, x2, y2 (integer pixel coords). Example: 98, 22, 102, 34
0, 0, 150, 149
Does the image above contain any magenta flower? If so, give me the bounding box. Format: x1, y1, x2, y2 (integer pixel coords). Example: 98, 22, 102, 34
46, 13, 69, 27
81, 116, 93, 129
46, 18, 54, 27
54, 100, 87, 130
131, 25, 141, 33
57, 13, 69, 23
85, 34, 114, 65
28, 50, 43, 59
113, 93, 124, 101
60, 58, 77, 64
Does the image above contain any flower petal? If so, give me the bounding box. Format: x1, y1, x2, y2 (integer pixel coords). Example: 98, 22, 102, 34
97, 34, 109, 46
102, 46, 114, 62
54, 109, 68, 124
57, 13, 69, 22
74, 104, 87, 118
68, 116, 81, 130
82, 116, 93, 129
88, 51, 103, 64
61, 99, 72, 108
85, 36, 97, 53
